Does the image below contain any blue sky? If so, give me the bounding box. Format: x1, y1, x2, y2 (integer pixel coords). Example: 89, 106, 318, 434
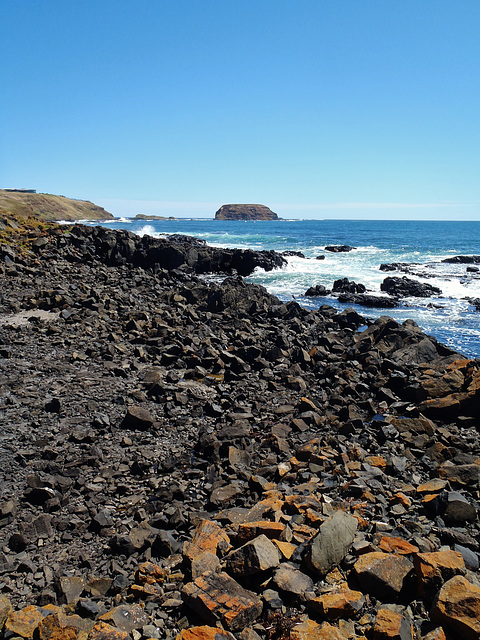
2, 1, 479, 219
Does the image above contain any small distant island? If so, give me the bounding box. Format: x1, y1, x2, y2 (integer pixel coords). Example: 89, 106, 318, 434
134, 214, 177, 221
215, 203, 279, 221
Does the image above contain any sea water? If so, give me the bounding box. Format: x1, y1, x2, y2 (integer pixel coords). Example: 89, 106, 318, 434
90, 219, 480, 358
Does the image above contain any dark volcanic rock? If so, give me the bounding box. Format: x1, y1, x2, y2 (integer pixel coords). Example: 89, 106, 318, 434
381, 276, 442, 298
214, 204, 279, 221
332, 278, 366, 294
336, 293, 398, 308
442, 255, 480, 264
304, 284, 331, 297
2, 215, 480, 640
325, 245, 356, 252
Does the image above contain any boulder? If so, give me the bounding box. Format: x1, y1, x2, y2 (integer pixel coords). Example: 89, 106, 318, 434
380, 276, 441, 298
431, 575, 480, 640
305, 511, 357, 575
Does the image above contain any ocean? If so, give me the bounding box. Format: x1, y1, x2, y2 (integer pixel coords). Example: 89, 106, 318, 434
88, 218, 480, 358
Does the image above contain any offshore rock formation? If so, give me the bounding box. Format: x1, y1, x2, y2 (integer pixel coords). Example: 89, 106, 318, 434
215, 204, 279, 221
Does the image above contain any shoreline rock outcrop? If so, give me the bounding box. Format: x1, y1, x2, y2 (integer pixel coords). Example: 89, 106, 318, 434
0, 218, 479, 640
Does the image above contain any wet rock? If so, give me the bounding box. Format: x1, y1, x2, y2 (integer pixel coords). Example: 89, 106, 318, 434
325, 246, 356, 253
304, 285, 331, 297
380, 276, 441, 298
332, 278, 366, 294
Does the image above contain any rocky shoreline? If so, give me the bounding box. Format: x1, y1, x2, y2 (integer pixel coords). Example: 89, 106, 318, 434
1, 219, 480, 640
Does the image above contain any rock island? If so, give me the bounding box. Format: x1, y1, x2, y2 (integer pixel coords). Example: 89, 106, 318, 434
215, 203, 279, 221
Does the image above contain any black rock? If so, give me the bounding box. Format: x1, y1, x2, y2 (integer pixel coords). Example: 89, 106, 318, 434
325, 245, 356, 252
380, 276, 442, 298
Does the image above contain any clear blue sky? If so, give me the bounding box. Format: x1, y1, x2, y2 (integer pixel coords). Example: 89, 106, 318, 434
2, 1, 479, 219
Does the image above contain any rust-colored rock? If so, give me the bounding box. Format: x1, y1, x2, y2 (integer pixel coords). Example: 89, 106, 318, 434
309, 586, 365, 619
0, 595, 12, 629
378, 536, 419, 555
135, 561, 166, 585
87, 622, 128, 640
422, 628, 446, 640
5, 605, 48, 638
176, 627, 235, 640
182, 571, 263, 631
291, 619, 348, 639
431, 575, 480, 640
237, 521, 285, 543
353, 552, 413, 600
184, 519, 232, 561
36, 614, 79, 640
373, 608, 413, 639
422, 629, 446, 640
413, 550, 465, 600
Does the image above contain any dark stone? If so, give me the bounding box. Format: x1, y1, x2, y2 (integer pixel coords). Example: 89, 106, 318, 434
215, 204, 279, 221
381, 276, 442, 298
325, 245, 356, 252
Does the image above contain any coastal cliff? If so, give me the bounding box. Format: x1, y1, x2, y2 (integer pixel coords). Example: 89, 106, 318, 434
215, 203, 279, 220
0, 190, 114, 221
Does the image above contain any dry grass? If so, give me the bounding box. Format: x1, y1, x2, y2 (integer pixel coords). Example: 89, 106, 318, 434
0, 190, 114, 221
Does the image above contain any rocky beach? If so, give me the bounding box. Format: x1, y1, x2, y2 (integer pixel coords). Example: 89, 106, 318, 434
1, 218, 480, 640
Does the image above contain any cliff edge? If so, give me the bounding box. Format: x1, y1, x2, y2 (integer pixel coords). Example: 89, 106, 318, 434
0, 190, 114, 221
215, 203, 279, 221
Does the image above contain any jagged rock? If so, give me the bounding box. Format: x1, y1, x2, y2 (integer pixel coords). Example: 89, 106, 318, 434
304, 285, 331, 297
380, 276, 441, 298
353, 553, 413, 601
430, 575, 480, 640
413, 550, 465, 600
182, 571, 263, 631
332, 278, 366, 294
225, 535, 280, 576
272, 563, 314, 596
373, 608, 413, 639
336, 293, 398, 308
442, 255, 480, 264
308, 587, 365, 619
99, 605, 150, 633
120, 406, 155, 430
